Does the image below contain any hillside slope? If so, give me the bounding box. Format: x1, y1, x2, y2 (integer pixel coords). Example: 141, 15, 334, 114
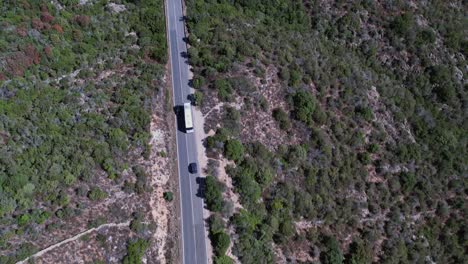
185, 0, 466, 263
0, 1, 175, 263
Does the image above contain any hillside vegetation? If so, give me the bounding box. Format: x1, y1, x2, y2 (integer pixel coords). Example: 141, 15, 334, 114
186, 0, 466, 263
0, 0, 167, 262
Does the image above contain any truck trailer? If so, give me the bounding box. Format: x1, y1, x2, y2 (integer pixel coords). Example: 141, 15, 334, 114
184, 102, 194, 133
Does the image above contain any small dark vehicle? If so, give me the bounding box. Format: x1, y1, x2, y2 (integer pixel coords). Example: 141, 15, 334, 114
189, 163, 198, 174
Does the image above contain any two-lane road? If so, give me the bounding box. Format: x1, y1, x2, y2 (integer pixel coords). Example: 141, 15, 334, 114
165, 0, 208, 264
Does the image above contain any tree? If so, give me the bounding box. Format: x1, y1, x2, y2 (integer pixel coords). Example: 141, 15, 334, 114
205, 176, 223, 212
272, 108, 291, 130
400, 172, 416, 194
322, 236, 344, 264
194, 91, 204, 106
212, 231, 230, 256
390, 13, 414, 36
215, 255, 234, 264
87, 187, 108, 201
347, 241, 372, 264
293, 90, 316, 125
224, 139, 244, 161
122, 239, 149, 264
192, 76, 205, 89
109, 128, 128, 151
427, 65, 456, 102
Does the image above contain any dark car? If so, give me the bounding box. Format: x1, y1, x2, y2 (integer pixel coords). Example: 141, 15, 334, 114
189, 162, 198, 174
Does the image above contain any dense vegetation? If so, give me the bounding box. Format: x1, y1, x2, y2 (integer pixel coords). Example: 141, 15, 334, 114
187, 0, 466, 263
0, 0, 166, 262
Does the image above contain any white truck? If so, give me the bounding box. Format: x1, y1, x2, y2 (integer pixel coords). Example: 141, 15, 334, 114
184, 102, 194, 133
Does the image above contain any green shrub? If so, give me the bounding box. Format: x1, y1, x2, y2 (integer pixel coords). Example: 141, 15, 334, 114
355, 106, 374, 122
367, 143, 379, 153
122, 239, 149, 264
272, 108, 291, 130
194, 91, 204, 106
205, 176, 223, 212
224, 139, 244, 162
212, 231, 230, 256
215, 79, 233, 101
321, 236, 344, 264
214, 255, 234, 264
347, 240, 372, 264
390, 13, 414, 36
192, 76, 205, 89
416, 29, 436, 46
400, 172, 417, 194
163, 191, 173, 202
17, 214, 31, 226
293, 90, 317, 125
87, 187, 108, 201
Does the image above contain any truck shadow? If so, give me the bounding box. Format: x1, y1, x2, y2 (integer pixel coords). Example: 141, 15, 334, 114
195, 177, 205, 199
173, 105, 187, 133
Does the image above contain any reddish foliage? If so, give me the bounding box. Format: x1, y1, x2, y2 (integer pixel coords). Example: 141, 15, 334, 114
16, 26, 28, 37
5, 45, 41, 77
44, 46, 53, 58
0, 73, 6, 81
24, 44, 41, 65
41, 12, 54, 23
6, 52, 32, 77
32, 18, 44, 30
75, 15, 91, 27
52, 24, 63, 34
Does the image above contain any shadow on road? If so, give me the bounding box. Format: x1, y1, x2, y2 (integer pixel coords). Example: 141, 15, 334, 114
195, 177, 205, 199
180, 51, 190, 65
174, 105, 187, 133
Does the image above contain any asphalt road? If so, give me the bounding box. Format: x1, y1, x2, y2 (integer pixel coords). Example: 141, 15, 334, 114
165, 0, 208, 264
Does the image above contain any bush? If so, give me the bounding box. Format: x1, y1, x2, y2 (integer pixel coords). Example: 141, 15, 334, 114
163, 192, 173, 202
416, 29, 436, 46
194, 91, 204, 106
214, 255, 234, 264
367, 143, 379, 153
321, 236, 344, 264
224, 139, 244, 162
205, 176, 223, 212
293, 90, 317, 125
347, 240, 372, 264
192, 76, 205, 89
272, 108, 291, 130
88, 187, 108, 201
390, 13, 414, 36
427, 65, 456, 102
358, 152, 371, 165
17, 214, 31, 226
400, 172, 417, 194
215, 79, 233, 101
355, 106, 374, 122
212, 231, 230, 256
122, 239, 150, 264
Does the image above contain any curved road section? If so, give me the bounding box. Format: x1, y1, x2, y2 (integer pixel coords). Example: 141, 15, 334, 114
165, 0, 208, 264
